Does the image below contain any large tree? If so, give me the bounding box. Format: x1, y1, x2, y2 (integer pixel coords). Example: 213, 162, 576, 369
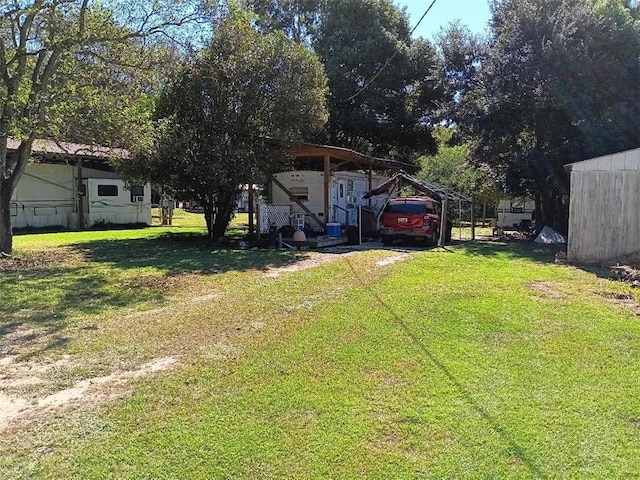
0, 0, 203, 255
240, 0, 324, 44
445, 0, 640, 231
121, 9, 328, 240
314, 0, 442, 160
418, 126, 501, 218
240, 0, 443, 161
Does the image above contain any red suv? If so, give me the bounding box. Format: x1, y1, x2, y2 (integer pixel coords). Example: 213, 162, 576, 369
379, 196, 444, 246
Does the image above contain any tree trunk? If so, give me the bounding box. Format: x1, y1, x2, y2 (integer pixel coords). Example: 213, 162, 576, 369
202, 197, 215, 240
481, 202, 487, 227
0, 179, 13, 255
538, 191, 568, 235
201, 188, 242, 242
0, 139, 33, 256
212, 188, 239, 240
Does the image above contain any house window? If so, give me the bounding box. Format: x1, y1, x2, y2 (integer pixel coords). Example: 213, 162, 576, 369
289, 187, 309, 201
97, 184, 118, 197
510, 200, 526, 213
129, 185, 144, 202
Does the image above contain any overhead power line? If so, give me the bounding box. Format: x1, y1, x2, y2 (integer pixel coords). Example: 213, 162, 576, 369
337, 0, 438, 104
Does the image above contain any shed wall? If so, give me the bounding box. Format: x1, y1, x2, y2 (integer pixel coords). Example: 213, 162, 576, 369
568, 170, 640, 262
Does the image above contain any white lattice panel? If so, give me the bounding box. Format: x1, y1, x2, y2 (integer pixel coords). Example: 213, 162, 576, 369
258, 204, 291, 233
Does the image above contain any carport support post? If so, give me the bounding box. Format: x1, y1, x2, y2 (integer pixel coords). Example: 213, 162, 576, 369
323, 155, 330, 223
439, 195, 448, 246
471, 200, 476, 240
248, 182, 255, 239
368, 161, 373, 207
76, 158, 84, 230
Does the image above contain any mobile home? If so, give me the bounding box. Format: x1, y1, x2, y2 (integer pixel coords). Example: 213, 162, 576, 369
271, 170, 390, 228
495, 198, 535, 229
9, 139, 151, 230
259, 142, 417, 235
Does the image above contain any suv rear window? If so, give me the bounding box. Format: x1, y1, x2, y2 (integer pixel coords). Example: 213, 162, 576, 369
384, 202, 433, 214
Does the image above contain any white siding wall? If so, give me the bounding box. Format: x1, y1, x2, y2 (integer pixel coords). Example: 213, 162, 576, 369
568, 169, 640, 263
11, 162, 151, 230
11, 163, 78, 228
271, 170, 390, 227
86, 178, 151, 227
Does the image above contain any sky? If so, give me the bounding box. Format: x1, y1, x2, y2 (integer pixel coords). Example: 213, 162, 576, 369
399, 0, 493, 39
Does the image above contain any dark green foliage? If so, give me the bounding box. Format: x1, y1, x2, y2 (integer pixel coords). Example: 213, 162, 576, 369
122, 10, 328, 240
441, 0, 640, 231
240, 0, 444, 161
418, 127, 501, 208
241, 0, 324, 44
315, 0, 441, 160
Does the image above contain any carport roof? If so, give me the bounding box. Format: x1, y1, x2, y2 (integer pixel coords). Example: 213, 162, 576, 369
363, 170, 472, 203
270, 140, 419, 173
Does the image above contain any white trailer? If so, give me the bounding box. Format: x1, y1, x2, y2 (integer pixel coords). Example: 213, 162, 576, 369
83, 177, 151, 227
271, 170, 390, 229
495, 197, 535, 229
11, 162, 151, 229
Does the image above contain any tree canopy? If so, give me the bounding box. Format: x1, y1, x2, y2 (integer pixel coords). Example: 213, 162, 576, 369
418, 127, 501, 210
0, 0, 204, 254
313, 0, 441, 160
120, 9, 328, 240
236, 0, 443, 161
439, 0, 640, 230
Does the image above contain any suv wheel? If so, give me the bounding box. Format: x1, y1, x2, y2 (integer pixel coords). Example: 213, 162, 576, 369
381, 235, 393, 246
428, 229, 439, 246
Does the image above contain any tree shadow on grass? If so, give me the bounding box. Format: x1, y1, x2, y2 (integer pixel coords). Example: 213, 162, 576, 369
69, 232, 302, 275
450, 240, 627, 285
2, 233, 304, 358
446, 239, 562, 265
0, 265, 166, 359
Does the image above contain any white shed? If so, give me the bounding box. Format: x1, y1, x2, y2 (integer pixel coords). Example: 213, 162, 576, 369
566, 148, 640, 263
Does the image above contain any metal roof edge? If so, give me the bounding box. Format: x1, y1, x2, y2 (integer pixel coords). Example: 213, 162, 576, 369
7, 137, 130, 160
564, 147, 640, 171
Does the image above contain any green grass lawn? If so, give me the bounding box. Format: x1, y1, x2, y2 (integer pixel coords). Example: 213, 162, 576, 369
1, 218, 640, 479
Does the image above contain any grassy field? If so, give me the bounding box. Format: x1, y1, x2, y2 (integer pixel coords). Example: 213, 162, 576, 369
1, 212, 640, 479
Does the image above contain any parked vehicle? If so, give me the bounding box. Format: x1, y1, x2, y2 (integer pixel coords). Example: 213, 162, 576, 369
379, 196, 451, 246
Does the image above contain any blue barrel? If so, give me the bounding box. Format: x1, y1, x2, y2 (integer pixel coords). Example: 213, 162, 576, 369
325, 223, 341, 237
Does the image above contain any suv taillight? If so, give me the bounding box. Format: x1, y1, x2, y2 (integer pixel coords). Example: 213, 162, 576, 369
423, 215, 430, 227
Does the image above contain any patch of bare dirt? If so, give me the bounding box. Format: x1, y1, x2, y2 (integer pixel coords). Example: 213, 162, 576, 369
0, 247, 82, 272
264, 246, 414, 278
0, 325, 62, 358
0, 355, 177, 432
597, 291, 640, 316
376, 253, 410, 266
121, 272, 209, 290
526, 281, 568, 299
264, 252, 359, 277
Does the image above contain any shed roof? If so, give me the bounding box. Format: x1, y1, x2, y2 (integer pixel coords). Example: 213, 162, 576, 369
565, 147, 640, 172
